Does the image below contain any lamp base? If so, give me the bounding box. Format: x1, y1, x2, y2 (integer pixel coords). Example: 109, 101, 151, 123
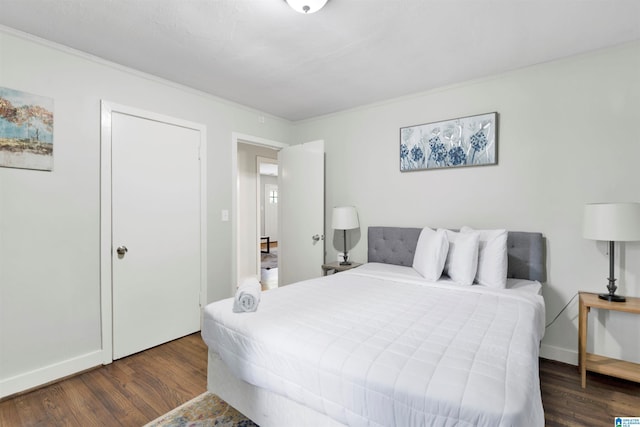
340, 247, 350, 266
598, 293, 626, 303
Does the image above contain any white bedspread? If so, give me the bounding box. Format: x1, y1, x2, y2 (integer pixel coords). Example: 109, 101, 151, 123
202, 263, 546, 427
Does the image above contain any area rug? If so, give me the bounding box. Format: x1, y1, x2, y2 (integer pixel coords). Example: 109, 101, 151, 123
144, 392, 258, 427
260, 247, 277, 270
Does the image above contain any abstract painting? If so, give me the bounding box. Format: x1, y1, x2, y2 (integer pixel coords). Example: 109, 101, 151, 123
0, 87, 54, 171
400, 112, 497, 172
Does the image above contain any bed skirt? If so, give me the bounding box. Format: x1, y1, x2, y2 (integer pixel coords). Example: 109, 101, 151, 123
207, 349, 346, 427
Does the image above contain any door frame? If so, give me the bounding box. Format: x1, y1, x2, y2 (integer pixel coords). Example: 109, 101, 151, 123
100, 101, 207, 364
231, 133, 286, 297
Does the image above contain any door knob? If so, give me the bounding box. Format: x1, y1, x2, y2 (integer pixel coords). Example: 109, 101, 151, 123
312, 234, 324, 242
116, 246, 128, 256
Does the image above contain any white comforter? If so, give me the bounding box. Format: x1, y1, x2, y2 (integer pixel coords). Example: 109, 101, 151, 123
202, 263, 546, 427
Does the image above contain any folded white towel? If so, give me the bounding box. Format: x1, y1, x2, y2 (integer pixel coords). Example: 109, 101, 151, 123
232, 277, 262, 313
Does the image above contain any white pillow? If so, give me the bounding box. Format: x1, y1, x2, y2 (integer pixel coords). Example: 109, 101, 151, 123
412, 227, 449, 281
461, 226, 508, 288
440, 229, 480, 286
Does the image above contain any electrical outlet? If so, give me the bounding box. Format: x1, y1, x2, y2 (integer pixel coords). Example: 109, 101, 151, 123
221, 209, 229, 221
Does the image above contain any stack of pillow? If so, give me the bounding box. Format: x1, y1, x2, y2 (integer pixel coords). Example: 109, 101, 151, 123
412, 226, 508, 288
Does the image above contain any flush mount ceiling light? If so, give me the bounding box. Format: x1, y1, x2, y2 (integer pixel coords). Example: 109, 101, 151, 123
286, 0, 328, 14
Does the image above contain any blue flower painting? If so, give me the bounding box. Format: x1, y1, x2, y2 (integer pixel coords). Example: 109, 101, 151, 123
399, 112, 497, 171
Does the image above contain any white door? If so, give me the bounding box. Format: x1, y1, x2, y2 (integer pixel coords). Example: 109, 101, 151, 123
278, 140, 324, 286
111, 111, 202, 359
264, 183, 278, 241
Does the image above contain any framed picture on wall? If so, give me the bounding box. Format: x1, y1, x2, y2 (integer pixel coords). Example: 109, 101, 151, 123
0, 86, 54, 171
400, 112, 497, 172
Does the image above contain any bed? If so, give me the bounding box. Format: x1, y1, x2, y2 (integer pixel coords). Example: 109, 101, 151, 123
202, 226, 546, 426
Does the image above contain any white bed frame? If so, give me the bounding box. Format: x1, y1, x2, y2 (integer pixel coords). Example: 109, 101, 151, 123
206, 227, 546, 426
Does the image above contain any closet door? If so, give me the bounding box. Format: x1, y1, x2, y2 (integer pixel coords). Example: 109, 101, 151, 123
110, 110, 202, 359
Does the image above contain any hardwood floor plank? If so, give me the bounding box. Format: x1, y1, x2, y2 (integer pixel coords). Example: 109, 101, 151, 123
0, 395, 21, 427
59, 376, 117, 427
39, 384, 83, 427
86, 365, 151, 426
13, 387, 66, 427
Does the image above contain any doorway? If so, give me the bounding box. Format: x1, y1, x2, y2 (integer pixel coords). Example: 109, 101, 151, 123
232, 133, 325, 293
235, 139, 282, 291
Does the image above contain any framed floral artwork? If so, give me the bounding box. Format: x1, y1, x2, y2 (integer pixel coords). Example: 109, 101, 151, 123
400, 112, 497, 172
0, 87, 54, 171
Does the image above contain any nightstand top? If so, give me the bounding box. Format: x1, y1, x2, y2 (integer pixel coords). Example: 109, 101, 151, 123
322, 261, 362, 268
321, 261, 362, 272
579, 292, 640, 313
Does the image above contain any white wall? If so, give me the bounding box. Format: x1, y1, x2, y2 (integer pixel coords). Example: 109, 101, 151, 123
0, 28, 291, 397
292, 41, 640, 366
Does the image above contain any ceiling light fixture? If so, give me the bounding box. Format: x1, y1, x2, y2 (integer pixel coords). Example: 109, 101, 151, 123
286, 0, 328, 14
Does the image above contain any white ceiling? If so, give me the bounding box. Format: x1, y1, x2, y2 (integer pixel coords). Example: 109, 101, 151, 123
1, 1, 639, 121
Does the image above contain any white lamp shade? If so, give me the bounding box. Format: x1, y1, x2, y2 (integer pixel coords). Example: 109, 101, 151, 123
332, 206, 359, 230
286, 0, 328, 13
583, 202, 640, 241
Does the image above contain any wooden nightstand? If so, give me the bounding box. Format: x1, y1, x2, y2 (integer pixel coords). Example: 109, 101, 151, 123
321, 261, 362, 276
578, 291, 640, 388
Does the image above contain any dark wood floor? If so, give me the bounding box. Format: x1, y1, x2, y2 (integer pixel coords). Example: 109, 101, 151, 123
1, 333, 639, 426
0, 333, 207, 427
540, 358, 640, 426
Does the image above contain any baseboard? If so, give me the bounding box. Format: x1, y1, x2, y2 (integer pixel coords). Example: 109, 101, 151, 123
0, 350, 103, 399
540, 343, 577, 366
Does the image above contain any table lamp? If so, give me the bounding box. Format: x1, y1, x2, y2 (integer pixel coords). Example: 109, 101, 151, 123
332, 206, 359, 265
583, 202, 640, 302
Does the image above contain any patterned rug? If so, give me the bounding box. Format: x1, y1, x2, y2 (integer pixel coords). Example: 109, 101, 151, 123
260, 247, 277, 270
145, 392, 258, 427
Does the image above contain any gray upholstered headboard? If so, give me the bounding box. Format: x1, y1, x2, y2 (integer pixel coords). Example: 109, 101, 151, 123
367, 226, 546, 282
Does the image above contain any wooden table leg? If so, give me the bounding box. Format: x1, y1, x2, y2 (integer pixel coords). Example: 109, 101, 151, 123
578, 294, 588, 388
